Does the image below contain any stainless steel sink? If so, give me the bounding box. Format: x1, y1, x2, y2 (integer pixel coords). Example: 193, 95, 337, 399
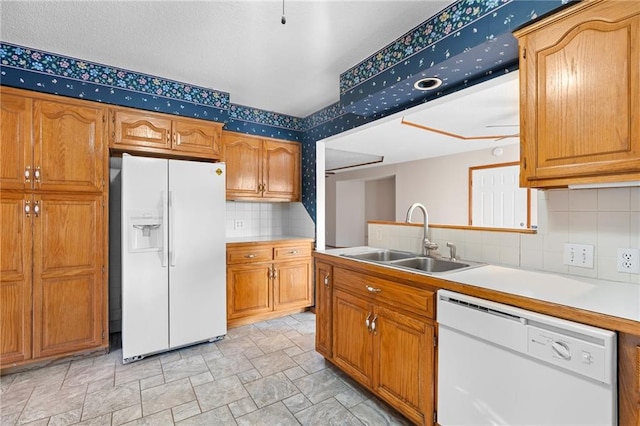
389, 257, 472, 273
342, 249, 417, 262
341, 249, 484, 274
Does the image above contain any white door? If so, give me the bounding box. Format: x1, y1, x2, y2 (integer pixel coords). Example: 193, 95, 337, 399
168, 160, 226, 348
121, 155, 169, 360
471, 165, 528, 228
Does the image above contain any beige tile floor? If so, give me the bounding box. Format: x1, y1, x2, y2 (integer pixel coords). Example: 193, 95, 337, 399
0, 313, 411, 425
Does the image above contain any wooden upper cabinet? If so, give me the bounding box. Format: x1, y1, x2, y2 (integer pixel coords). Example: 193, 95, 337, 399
263, 141, 301, 201
515, 0, 640, 187
222, 133, 263, 198
110, 108, 222, 160
112, 109, 172, 150
34, 99, 106, 193
0, 93, 32, 191
223, 131, 301, 202
173, 119, 222, 157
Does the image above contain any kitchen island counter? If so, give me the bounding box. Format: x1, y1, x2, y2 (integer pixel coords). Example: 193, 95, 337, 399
315, 246, 640, 333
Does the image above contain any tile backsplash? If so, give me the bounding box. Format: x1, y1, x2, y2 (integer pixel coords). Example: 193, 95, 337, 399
225, 201, 315, 239
368, 187, 640, 285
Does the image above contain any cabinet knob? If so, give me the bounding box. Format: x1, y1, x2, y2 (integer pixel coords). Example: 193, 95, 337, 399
34, 166, 41, 182
33, 201, 40, 217
365, 285, 381, 293
24, 200, 31, 217
25, 166, 31, 182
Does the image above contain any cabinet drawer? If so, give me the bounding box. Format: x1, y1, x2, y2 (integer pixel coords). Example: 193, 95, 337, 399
227, 246, 272, 264
274, 244, 312, 260
334, 268, 434, 318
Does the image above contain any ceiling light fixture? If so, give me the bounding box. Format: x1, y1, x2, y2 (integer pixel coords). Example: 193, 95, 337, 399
281, 0, 286, 24
413, 77, 442, 91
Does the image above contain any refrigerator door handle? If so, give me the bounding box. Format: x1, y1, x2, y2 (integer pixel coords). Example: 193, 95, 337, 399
169, 191, 176, 267
161, 191, 169, 267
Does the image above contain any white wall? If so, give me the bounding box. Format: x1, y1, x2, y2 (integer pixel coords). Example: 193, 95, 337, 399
335, 180, 366, 247
326, 145, 519, 236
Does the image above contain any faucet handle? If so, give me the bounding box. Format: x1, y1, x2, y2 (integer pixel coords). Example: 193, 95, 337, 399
446, 242, 457, 261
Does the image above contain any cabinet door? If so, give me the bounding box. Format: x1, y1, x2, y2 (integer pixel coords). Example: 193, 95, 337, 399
315, 262, 332, 358
223, 134, 262, 199
518, 2, 640, 186
332, 289, 373, 387
0, 92, 32, 191
32, 193, 105, 358
263, 141, 300, 201
618, 332, 640, 426
111, 109, 172, 151
173, 119, 222, 159
33, 99, 105, 192
273, 259, 312, 310
0, 193, 33, 366
374, 305, 434, 426
226, 263, 272, 320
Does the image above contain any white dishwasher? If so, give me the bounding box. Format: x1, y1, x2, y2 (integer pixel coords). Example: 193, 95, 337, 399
436, 290, 616, 426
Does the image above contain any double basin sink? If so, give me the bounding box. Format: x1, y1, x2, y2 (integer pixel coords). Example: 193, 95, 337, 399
341, 249, 484, 275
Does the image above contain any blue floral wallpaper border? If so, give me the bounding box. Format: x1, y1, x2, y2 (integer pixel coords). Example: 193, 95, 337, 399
340, 0, 514, 94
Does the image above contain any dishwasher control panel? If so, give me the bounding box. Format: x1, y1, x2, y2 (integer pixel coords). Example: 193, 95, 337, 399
527, 325, 612, 384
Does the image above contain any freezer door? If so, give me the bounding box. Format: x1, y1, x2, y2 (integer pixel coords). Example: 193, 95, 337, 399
168, 160, 226, 348
121, 155, 169, 360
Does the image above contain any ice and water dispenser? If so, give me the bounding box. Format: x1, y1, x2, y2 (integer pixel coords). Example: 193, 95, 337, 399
128, 211, 163, 252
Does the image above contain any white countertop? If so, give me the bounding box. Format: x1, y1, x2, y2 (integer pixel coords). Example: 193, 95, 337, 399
319, 246, 640, 323
226, 235, 314, 244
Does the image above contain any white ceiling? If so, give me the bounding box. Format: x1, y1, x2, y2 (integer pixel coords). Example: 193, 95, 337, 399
0, 0, 454, 118
324, 70, 520, 170
1, 1, 521, 167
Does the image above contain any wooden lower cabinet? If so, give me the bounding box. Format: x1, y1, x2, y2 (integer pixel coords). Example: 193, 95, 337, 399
330, 267, 436, 426
619, 332, 640, 426
226, 239, 314, 327
314, 261, 332, 358
1, 192, 106, 368
0, 193, 33, 365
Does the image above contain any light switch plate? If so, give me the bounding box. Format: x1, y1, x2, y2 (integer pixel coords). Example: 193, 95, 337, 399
563, 243, 594, 268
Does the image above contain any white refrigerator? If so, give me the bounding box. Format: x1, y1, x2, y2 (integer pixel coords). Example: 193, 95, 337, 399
121, 154, 226, 363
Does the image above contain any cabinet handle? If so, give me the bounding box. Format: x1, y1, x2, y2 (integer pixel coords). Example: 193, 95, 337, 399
244, 254, 257, 258
365, 312, 372, 331
272, 268, 278, 279
167, 132, 171, 144
365, 285, 381, 293
267, 268, 273, 279
24, 200, 31, 217
33, 201, 40, 217
288, 250, 299, 255
34, 167, 41, 182
371, 315, 378, 334
174, 132, 179, 145
323, 273, 330, 287
25, 166, 31, 182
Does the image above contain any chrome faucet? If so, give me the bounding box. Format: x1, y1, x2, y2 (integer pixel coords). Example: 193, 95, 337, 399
405, 203, 439, 256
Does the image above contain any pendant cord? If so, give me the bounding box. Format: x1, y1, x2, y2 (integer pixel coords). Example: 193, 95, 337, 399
281, 0, 286, 24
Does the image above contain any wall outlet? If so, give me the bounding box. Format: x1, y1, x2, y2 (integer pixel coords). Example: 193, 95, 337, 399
563, 243, 594, 268
617, 248, 640, 273
234, 219, 244, 230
